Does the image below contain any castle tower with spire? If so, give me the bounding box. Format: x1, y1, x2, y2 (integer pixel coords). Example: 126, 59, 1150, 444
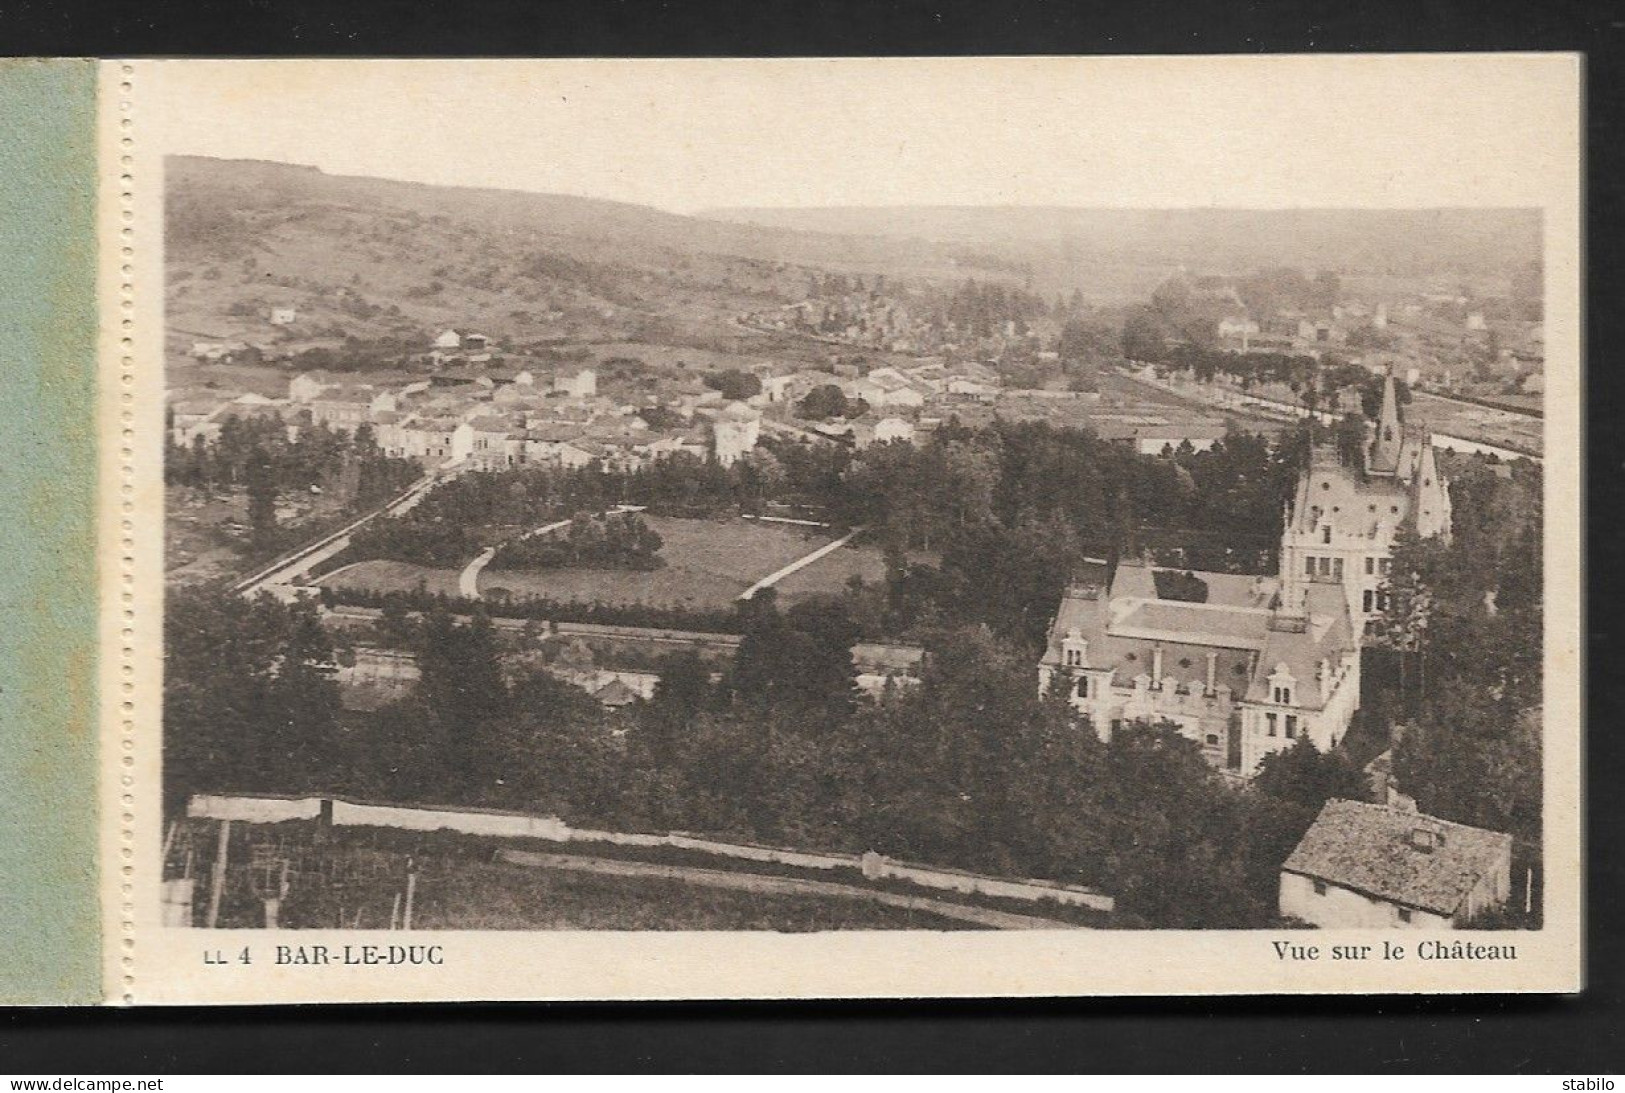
1279, 368, 1452, 634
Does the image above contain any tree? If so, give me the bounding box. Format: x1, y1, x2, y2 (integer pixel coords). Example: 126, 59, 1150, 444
416, 607, 511, 795
1251, 738, 1371, 810
797, 384, 850, 421
703, 368, 762, 401
245, 445, 278, 547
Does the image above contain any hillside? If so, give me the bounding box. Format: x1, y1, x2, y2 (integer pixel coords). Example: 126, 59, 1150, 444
703, 206, 1544, 300
164, 156, 967, 353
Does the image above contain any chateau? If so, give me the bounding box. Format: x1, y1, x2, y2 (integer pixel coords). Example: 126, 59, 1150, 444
1039, 370, 1452, 779
1279, 373, 1452, 632
1039, 564, 1362, 779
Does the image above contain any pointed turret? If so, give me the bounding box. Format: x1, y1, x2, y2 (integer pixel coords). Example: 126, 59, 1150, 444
1368, 370, 1402, 475
1408, 440, 1452, 542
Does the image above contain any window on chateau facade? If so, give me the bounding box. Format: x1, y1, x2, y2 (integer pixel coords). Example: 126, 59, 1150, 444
1305, 556, 1316, 577
1075, 677, 1090, 699
1064, 649, 1082, 667
1365, 557, 1375, 575
1322, 526, 1332, 544
1380, 558, 1392, 575
1313, 880, 1328, 897
1398, 907, 1412, 923
1266, 712, 1278, 736
1331, 558, 1343, 580
1363, 589, 1375, 612
1285, 715, 1298, 739
1273, 685, 1292, 704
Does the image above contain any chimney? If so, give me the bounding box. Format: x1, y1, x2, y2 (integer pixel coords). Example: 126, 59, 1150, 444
1408, 828, 1443, 854
1151, 645, 1164, 687
1205, 651, 1218, 694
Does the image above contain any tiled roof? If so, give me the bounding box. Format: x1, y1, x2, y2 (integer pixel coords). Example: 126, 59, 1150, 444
851, 643, 925, 671
1282, 799, 1512, 916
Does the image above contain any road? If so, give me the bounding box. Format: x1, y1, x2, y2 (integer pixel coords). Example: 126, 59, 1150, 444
233, 473, 441, 600
497, 849, 1086, 930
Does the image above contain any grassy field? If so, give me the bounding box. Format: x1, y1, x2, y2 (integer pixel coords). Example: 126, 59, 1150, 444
318, 559, 464, 597
484, 516, 837, 610
179, 821, 978, 931
407, 860, 977, 931
771, 539, 890, 604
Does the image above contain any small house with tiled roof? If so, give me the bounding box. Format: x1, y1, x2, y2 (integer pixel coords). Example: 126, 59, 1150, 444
1279, 799, 1513, 928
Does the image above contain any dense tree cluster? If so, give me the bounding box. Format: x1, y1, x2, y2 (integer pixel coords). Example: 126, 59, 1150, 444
166, 588, 1373, 927
795, 384, 868, 421
167, 415, 419, 550
702, 368, 762, 401
493, 512, 665, 571
1377, 456, 1543, 849
166, 415, 418, 502
320, 584, 744, 635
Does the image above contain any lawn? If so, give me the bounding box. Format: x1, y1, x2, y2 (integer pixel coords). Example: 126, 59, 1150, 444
318, 559, 464, 597
406, 861, 979, 931
482, 516, 836, 611
771, 539, 890, 604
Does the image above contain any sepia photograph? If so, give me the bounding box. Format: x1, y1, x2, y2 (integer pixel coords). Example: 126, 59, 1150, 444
139, 59, 1564, 965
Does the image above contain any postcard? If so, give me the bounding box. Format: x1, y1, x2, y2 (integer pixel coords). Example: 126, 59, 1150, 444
0, 55, 1583, 1004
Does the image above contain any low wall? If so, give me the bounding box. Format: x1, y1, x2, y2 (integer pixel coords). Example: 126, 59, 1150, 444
187, 794, 322, 823
330, 799, 572, 841
187, 794, 1113, 912
864, 853, 1114, 911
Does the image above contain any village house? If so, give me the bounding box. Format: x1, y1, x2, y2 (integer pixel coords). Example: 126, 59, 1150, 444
711, 400, 762, 467
467, 415, 523, 470
850, 414, 915, 449
851, 642, 927, 698
308, 387, 377, 433
1039, 561, 1361, 780
554, 368, 597, 400
1279, 799, 1514, 928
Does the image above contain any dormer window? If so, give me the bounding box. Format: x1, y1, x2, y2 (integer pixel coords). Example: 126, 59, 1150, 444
1321, 525, 1332, 544
1273, 685, 1293, 704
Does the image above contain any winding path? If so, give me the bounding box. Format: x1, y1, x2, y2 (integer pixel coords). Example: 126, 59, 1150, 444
497, 849, 1085, 930
458, 517, 574, 600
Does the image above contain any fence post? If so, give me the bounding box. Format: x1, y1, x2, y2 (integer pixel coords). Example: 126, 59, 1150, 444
205, 819, 232, 929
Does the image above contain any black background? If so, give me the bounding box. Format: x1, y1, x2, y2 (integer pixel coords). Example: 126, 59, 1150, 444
1, 0, 1620, 1073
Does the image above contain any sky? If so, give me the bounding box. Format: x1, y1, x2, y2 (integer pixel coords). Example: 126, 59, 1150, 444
149, 56, 1577, 215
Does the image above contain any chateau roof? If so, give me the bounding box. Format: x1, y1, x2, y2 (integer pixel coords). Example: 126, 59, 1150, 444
1041, 563, 1355, 710
1282, 800, 1512, 917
